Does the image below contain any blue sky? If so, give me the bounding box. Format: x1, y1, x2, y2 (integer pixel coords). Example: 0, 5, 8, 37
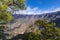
14, 0, 60, 15
26, 0, 60, 11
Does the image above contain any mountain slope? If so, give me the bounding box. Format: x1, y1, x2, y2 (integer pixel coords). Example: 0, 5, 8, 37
12, 11, 60, 27
4, 11, 60, 39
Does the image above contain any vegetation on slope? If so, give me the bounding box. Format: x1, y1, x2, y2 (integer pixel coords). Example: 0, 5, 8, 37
9, 20, 60, 40
0, 0, 26, 40
0, 0, 26, 9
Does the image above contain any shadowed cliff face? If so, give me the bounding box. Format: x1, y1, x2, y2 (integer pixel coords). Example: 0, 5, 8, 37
12, 11, 60, 27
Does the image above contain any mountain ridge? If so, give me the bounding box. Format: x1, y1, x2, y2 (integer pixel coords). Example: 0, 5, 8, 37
12, 11, 60, 27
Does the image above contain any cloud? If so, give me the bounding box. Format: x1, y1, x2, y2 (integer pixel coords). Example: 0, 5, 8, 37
43, 7, 60, 13
13, 7, 42, 15
13, 7, 60, 15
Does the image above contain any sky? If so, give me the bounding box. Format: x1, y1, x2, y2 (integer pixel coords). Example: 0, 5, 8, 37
26, 0, 60, 11
14, 0, 60, 15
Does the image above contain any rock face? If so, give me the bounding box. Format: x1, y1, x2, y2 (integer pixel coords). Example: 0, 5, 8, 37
12, 11, 60, 26
4, 11, 60, 39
